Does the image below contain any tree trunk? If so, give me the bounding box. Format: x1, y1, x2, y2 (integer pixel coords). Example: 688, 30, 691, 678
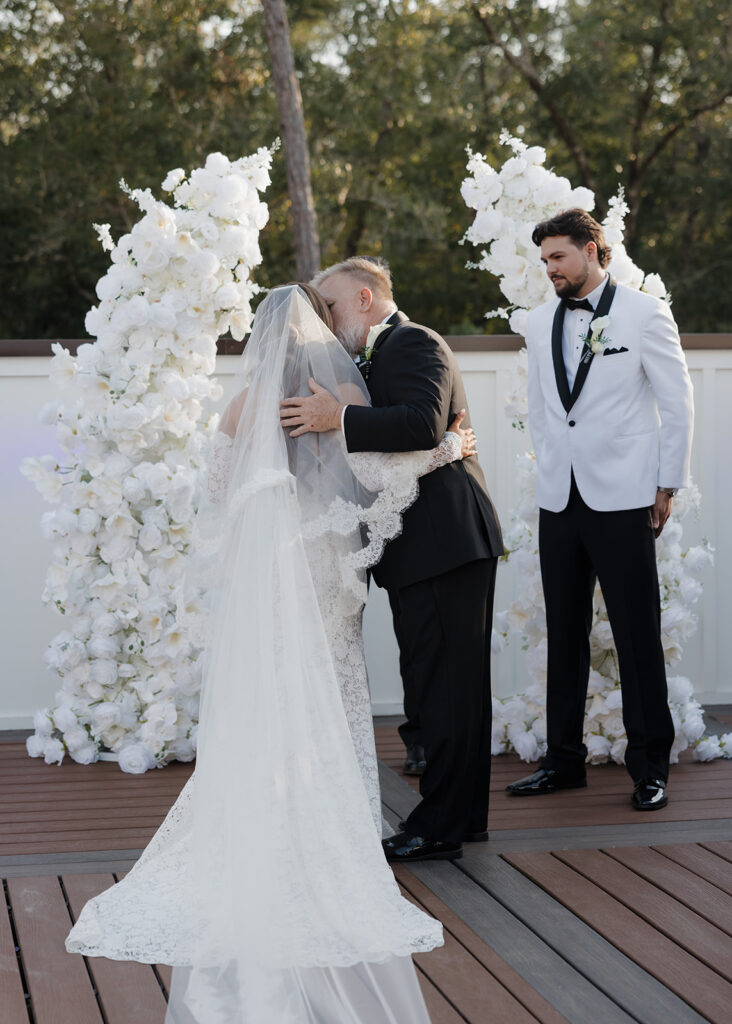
260, 0, 320, 280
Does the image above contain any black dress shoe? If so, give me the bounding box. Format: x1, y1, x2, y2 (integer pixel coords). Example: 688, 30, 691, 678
506, 767, 587, 796
398, 820, 488, 843
403, 744, 427, 776
382, 831, 462, 862
632, 778, 668, 810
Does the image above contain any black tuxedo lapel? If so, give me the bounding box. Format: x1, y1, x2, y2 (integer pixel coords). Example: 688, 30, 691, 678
567, 276, 617, 410
551, 303, 572, 412
371, 310, 408, 354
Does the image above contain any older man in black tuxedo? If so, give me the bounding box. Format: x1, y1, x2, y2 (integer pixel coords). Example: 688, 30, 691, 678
280, 257, 502, 861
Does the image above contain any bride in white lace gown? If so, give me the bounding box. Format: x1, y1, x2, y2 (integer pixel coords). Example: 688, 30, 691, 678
66, 284, 471, 1023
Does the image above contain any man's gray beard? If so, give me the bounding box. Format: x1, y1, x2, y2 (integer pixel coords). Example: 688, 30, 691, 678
337, 320, 365, 357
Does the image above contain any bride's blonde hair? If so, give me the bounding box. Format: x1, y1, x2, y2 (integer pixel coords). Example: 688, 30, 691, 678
283, 281, 334, 333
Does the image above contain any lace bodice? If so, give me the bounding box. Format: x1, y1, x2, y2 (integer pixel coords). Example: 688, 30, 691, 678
206, 432, 234, 503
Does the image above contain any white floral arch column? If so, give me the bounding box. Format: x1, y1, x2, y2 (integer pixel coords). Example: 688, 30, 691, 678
21, 149, 273, 772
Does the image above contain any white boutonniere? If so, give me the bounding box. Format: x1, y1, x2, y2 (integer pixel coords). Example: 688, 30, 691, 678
583, 315, 612, 356
362, 322, 391, 360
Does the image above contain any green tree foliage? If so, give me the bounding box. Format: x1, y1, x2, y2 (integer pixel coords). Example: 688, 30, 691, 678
1, 0, 730, 338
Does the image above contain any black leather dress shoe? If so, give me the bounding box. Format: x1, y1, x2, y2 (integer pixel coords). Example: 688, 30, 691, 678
403, 744, 427, 776
382, 832, 462, 862
506, 767, 587, 796
398, 820, 488, 843
632, 778, 668, 810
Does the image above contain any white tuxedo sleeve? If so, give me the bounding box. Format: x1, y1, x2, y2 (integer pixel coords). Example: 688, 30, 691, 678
526, 333, 547, 465
640, 300, 694, 489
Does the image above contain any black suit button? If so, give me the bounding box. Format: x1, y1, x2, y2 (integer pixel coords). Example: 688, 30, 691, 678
568, 420, 576, 427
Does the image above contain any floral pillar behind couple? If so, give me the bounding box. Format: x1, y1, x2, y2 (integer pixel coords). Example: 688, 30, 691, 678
461, 131, 729, 763
21, 149, 273, 773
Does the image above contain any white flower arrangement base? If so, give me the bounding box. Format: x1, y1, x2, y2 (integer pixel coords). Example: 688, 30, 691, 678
462, 131, 731, 764
22, 149, 274, 773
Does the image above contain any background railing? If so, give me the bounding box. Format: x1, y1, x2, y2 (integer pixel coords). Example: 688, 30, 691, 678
1, 336, 729, 727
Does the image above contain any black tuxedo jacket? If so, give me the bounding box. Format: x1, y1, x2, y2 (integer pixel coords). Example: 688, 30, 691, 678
344, 312, 503, 590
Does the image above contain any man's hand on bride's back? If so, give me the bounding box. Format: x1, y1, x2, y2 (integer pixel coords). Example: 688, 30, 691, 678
448, 410, 476, 459
280, 378, 345, 436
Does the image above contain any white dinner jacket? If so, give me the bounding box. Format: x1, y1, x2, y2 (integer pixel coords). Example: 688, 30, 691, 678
525, 278, 694, 513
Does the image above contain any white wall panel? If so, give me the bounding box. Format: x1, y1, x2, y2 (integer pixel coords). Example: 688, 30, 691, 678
1, 349, 728, 727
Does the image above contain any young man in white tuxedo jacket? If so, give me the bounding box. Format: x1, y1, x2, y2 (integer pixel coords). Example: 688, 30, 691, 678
506, 209, 694, 811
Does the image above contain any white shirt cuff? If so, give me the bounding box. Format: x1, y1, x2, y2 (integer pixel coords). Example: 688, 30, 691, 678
341, 405, 348, 433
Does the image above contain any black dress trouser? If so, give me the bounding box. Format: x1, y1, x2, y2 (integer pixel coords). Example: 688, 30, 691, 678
387, 557, 497, 842
389, 589, 421, 752
538, 477, 675, 783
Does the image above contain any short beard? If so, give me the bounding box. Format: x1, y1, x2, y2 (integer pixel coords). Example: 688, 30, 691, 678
552, 256, 590, 298
336, 317, 365, 357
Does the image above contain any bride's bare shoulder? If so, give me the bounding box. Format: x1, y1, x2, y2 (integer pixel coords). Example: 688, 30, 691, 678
219, 388, 249, 437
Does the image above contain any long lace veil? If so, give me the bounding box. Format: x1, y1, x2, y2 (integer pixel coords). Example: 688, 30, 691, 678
67, 286, 441, 1022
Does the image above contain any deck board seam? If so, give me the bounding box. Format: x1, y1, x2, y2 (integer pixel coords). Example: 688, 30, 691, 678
3, 877, 35, 1024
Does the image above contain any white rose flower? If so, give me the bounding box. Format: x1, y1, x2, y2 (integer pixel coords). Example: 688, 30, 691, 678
683, 545, 714, 574
122, 475, 147, 504
205, 151, 231, 175
510, 728, 541, 763
33, 708, 54, 737
610, 736, 627, 762
139, 524, 164, 551
589, 315, 611, 337
642, 272, 668, 300
26, 734, 47, 758
87, 634, 120, 659
162, 168, 186, 191
508, 308, 528, 336
62, 725, 90, 752
43, 738, 66, 765
568, 186, 595, 210
53, 706, 78, 732
77, 508, 101, 534
91, 659, 118, 686
603, 688, 623, 711
70, 741, 98, 765
694, 736, 722, 761
586, 733, 612, 762
118, 743, 156, 774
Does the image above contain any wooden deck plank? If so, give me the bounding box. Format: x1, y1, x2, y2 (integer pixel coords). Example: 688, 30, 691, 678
6, 875, 103, 1024
702, 840, 732, 863
0, 882, 30, 1024
505, 850, 732, 1023
412, 859, 639, 1024
63, 874, 168, 1024
554, 848, 732, 980
396, 867, 568, 1024
398, 885, 541, 1023
156, 963, 173, 995
0, 834, 160, 857
415, 968, 468, 1023
655, 843, 732, 895
605, 845, 732, 935
451, 853, 709, 1024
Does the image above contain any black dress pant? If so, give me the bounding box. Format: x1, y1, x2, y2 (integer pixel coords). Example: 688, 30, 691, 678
389, 589, 421, 751
387, 558, 497, 842
539, 478, 674, 783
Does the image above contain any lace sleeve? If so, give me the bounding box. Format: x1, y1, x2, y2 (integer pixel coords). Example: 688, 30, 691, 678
206, 433, 234, 504
347, 432, 462, 492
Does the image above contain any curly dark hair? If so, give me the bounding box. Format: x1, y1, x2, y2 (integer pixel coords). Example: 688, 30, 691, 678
531, 209, 612, 268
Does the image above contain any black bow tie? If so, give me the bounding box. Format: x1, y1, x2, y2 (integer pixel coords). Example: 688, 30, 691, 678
563, 297, 594, 312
